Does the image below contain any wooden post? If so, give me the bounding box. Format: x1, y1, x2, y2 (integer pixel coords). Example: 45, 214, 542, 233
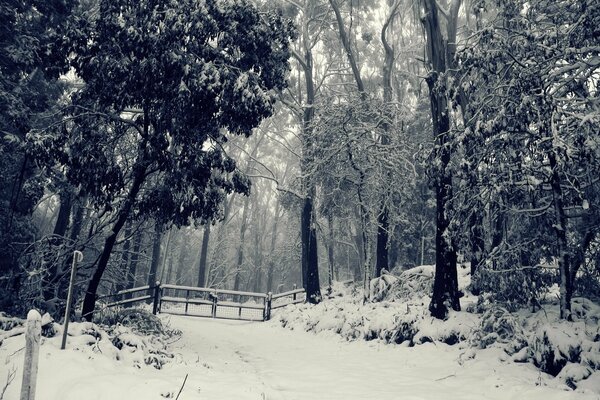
293, 284, 297, 301
211, 289, 218, 318
20, 310, 41, 400
264, 292, 272, 321
152, 281, 161, 315
61, 250, 83, 350
184, 289, 190, 315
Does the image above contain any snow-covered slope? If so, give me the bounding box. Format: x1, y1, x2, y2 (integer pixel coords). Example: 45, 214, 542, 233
1, 314, 598, 399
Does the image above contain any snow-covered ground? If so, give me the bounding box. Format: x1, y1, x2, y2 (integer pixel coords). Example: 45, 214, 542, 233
1, 314, 598, 400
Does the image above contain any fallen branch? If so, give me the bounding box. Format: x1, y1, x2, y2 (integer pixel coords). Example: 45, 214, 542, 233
0, 327, 25, 346
175, 374, 188, 400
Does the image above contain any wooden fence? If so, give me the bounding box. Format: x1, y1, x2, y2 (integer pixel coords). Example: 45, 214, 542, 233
99, 283, 306, 322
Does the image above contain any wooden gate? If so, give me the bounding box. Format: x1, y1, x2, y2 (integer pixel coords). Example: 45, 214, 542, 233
98, 283, 306, 322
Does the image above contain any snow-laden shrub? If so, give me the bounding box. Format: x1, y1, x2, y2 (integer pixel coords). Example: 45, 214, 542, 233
531, 322, 587, 376
0, 312, 23, 331
392, 266, 434, 300
98, 308, 167, 336
369, 274, 398, 302
58, 319, 178, 369
110, 325, 174, 369
558, 362, 593, 389
471, 262, 556, 312
470, 306, 527, 354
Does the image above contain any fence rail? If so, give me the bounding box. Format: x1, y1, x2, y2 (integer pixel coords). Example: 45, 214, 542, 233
101, 283, 306, 322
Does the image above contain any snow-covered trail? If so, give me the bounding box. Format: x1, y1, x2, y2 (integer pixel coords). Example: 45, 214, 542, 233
162, 316, 594, 400
1, 315, 597, 400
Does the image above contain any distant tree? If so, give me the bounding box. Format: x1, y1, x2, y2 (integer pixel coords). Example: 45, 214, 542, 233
32, 0, 294, 320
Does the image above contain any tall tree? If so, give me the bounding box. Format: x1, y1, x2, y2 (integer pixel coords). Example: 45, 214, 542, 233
420, 0, 462, 318
38, 0, 294, 320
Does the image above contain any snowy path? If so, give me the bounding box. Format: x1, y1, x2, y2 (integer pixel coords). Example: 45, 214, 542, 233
1, 315, 598, 399
158, 316, 596, 400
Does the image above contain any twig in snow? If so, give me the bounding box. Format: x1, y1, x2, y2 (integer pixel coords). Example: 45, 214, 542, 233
0, 366, 16, 400
175, 374, 188, 400
435, 373, 456, 381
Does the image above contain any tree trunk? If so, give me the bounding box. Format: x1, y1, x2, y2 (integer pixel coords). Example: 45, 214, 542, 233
115, 221, 132, 292
197, 224, 210, 287
44, 188, 73, 301
146, 221, 162, 295
468, 210, 485, 294
175, 232, 188, 285
548, 151, 572, 320
126, 225, 143, 292
375, 1, 401, 278
266, 200, 281, 293
327, 213, 335, 287
81, 162, 147, 321
422, 0, 462, 319
233, 195, 250, 292
302, 196, 321, 303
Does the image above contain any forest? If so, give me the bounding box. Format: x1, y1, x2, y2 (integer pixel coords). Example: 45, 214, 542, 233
1, 0, 599, 327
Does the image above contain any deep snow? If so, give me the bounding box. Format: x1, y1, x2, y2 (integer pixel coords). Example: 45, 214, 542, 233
1, 314, 599, 400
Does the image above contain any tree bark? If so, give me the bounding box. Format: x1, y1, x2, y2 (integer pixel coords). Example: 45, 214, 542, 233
233, 195, 250, 292
548, 151, 572, 320
81, 158, 147, 320
302, 195, 321, 303
375, 0, 401, 278
197, 224, 210, 287
266, 199, 281, 293
146, 220, 162, 296
44, 188, 73, 301
297, 19, 321, 303
421, 0, 462, 319
327, 213, 335, 287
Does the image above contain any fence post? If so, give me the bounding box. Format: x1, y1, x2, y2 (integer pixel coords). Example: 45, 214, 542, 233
20, 310, 41, 400
184, 290, 190, 315
211, 289, 218, 318
61, 250, 83, 350
293, 284, 297, 301
264, 292, 272, 321
152, 281, 161, 315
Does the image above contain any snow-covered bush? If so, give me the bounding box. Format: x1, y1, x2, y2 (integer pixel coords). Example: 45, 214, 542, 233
471, 263, 556, 311
392, 266, 435, 300
531, 322, 587, 376
470, 306, 527, 354
0, 312, 23, 331
98, 308, 169, 336
369, 274, 398, 302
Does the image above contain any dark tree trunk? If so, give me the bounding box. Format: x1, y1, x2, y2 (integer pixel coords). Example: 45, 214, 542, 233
52, 189, 73, 238
146, 221, 162, 295
422, 0, 462, 319
266, 200, 281, 293
44, 188, 73, 301
469, 210, 485, 294
126, 225, 144, 293
115, 222, 132, 292
81, 163, 146, 321
302, 196, 321, 303
548, 151, 572, 320
375, 211, 389, 277
175, 233, 188, 285
327, 213, 335, 286
375, 1, 400, 278
197, 223, 210, 287
295, 15, 322, 303
233, 195, 250, 292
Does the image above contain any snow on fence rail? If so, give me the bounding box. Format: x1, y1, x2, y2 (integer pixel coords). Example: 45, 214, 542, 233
99, 283, 305, 322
